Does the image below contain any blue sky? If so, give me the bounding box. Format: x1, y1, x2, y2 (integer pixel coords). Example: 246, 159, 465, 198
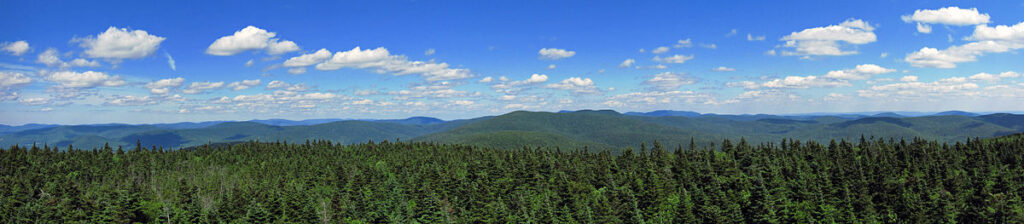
2, 0, 1024, 125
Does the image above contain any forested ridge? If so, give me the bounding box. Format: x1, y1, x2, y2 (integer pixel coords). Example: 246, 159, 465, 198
2, 134, 1024, 223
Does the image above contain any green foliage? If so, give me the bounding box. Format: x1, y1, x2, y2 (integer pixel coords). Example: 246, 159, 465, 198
2, 134, 1024, 222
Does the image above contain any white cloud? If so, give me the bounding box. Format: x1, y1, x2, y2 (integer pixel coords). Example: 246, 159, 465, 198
547, 64, 556, 70
916, 23, 933, 34
287, 67, 307, 75
644, 72, 697, 90
764, 49, 777, 56
2, 41, 29, 56
619, 59, 636, 68
906, 22, 1024, 68
18, 97, 51, 106
453, 100, 474, 106
970, 21, 1024, 41
228, 79, 261, 91
726, 29, 738, 37
604, 90, 715, 106
388, 82, 469, 100
479, 76, 493, 83
969, 71, 1020, 82
780, 19, 876, 56
900, 75, 919, 82
653, 54, 694, 64
858, 76, 979, 98
823, 93, 846, 101
165, 52, 176, 71
822, 64, 896, 80
902, 7, 990, 34
673, 39, 692, 48
45, 70, 126, 88
206, 26, 299, 56
712, 66, 736, 72
266, 80, 310, 92
733, 75, 849, 89
315, 46, 473, 81
546, 77, 599, 94
538, 48, 576, 60
424, 48, 435, 56
491, 74, 548, 93
0, 71, 31, 89
74, 27, 165, 60
36, 48, 103, 68
266, 40, 299, 55
145, 77, 185, 95
245, 59, 255, 67
762, 76, 850, 89
880, 52, 888, 58
651, 46, 670, 54
70, 58, 100, 67
0, 71, 33, 101
36, 48, 64, 67
700, 43, 717, 49
747, 34, 766, 41
182, 81, 225, 94
105, 95, 158, 106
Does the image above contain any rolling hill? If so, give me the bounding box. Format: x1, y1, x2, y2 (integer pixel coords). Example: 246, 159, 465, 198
2, 111, 1023, 150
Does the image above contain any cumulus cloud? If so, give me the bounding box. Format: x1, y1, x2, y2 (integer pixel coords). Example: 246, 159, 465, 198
651, 46, 670, 54
905, 21, 1024, 68
673, 39, 692, 48
653, 54, 694, 64
538, 48, 576, 60
780, 19, 876, 56
35, 49, 64, 67
45, 70, 126, 88
490, 74, 548, 93
900, 76, 919, 82
858, 76, 979, 98
729, 64, 890, 89
424, 48, 435, 56
731, 75, 849, 89
182, 81, 225, 94
388, 82, 469, 100
478, 76, 493, 83
228, 79, 261, 91
0, 71, 31, 88
70, 58, 100, 67
145, 77, 185, 95
822, 64, 896, 80
547, 64, 556, 70
712, 66, 736, 72
315, 46, 473, 81
643, 72, 698, 90
2, 41, 29, 56
74, 27, 165, 60
604, 90, 716, 107
619, 59, 636, 68
18, 97, 52, 106
546, 77, 599, 94
266, 80, 310, 92
206, 26, 299, 56
105, 95, 160, 106
902, 7, 990, 34
969, 71, 1020, 82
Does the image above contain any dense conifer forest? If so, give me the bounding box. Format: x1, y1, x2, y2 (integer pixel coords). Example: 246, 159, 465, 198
2, 134, 1024, 223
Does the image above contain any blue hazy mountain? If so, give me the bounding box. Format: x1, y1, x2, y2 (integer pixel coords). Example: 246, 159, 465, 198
3, 111, 1023, 150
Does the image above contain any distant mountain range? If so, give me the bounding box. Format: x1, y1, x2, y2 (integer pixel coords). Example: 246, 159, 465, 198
3, 110, 1023, 151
